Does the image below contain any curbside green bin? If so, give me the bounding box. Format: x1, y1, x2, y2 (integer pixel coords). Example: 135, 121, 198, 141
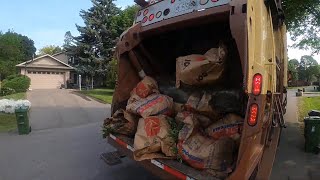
15, 106, 31, 135
304, 116, 320, 154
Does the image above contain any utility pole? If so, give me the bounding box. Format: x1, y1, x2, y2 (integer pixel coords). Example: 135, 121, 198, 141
79, 74, 82, 91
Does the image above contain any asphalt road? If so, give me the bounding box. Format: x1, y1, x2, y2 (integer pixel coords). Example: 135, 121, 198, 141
0, 90, 154, 180
1, 89, 320, 180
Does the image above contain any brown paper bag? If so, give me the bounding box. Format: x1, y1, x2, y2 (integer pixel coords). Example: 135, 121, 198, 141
133, 115, 176, 161
185, 92, 221, 123
176, 111, 211, 129
131, 76, 159, 98
178, 134, 235, 171
126, 94, 174, 118
177, 112, 235, 171
205, 114, 244, 141
174, 102, 184, 115
176, 44, 227, 87
103, 109, 139, 136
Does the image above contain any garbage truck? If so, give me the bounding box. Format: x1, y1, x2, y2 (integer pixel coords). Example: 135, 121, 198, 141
104, 0, 288, 179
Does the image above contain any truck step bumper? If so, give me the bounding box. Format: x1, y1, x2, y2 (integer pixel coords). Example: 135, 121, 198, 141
101, 151, 126, 166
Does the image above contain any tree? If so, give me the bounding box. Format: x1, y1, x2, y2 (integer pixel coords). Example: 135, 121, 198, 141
300, 55, 318, 68
64, 3, 138, 88
66, 0, 120, 88
111, 5, 139, 38
297, 55, 319, 83
38, 45, 63, 56
0, 31, 36, 78
282, 0, 320, 53
288, 59, 299, 81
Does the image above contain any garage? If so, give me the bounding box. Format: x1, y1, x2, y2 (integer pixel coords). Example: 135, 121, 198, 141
16, 54, 74, 89
27, 71, 66, 89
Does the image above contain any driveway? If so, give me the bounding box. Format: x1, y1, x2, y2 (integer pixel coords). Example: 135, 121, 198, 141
0, 89, 154, 180
28, 89, 108, 130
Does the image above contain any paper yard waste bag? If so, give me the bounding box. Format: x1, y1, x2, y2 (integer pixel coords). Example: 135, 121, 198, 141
176, 111, 212, 129
103, 109, 139, 137
205, 114, 243, 141
185, 92, 221, 123
176, 44, 227, 87
126, 94, 174, 118
131, 76, 159, 98
134, 115, 176, 161
177, 112, 235, 172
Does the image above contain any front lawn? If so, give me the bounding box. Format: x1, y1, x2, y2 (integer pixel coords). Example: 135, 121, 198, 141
298, 96, 320, 122
0, 113, 16, 133
0, 92, 26, 100
79, 89, 114, 104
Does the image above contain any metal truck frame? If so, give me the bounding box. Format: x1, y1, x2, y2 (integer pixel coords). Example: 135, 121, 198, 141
107, 0, 288, 179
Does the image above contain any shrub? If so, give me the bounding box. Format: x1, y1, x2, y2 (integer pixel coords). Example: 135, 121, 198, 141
2, 75, 31, 93
0, 87, 16, 96
105, 59, 118, 88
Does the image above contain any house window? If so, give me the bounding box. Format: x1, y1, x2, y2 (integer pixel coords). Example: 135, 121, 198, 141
32, 72, 36, 74
41, 72, 46, 74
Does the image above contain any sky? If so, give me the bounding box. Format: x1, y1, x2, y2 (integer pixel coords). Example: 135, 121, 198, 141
0, 0, 133, 51
0, 0, 319, 61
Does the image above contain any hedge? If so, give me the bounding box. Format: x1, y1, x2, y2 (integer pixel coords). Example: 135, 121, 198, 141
2, 75, 31, 93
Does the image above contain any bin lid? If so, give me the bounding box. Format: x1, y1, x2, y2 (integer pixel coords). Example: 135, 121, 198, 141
304, 116, 320, 121
15, 106, 29, 112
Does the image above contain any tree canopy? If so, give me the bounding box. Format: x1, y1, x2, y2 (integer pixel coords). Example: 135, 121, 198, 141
64, 1, 138, 87
0, 31, 36, 78
283, 0, 320, 54
38, 45, 63, 56
289, 55, 320, 85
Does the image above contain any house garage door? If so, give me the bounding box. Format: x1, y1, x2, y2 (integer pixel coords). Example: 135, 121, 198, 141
27, 71, 65, 89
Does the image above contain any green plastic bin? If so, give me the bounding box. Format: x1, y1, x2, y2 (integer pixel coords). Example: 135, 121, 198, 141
15, 106, 31, 135
304, 116, 320, 154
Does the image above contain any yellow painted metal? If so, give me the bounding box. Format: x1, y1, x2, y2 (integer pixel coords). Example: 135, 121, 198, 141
247, 0, 287, 94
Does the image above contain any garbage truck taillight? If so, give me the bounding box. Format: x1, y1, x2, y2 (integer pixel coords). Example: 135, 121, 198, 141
252, 73, 262, 95
248, 104, 259, 126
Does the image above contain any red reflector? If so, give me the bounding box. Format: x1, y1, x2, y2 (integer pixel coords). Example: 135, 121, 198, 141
248, 104, 259, 126
142, 16, 148, 23
143, 9, 149, 16
211, 0, 219, 2
171, 0, 175, 3
252, 73, 262, 95
149, 14, 155, 21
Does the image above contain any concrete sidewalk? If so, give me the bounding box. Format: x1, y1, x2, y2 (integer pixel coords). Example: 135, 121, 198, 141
271, 90, 320, 180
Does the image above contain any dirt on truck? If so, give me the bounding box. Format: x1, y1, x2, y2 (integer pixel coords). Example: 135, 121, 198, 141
103, 0, 288, 179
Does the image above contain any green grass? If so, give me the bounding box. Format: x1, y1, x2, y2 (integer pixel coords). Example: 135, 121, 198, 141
0, 92, 26, 100
298, 96, 320, 122
79, 89, 114, 104
0, 113, 17, 133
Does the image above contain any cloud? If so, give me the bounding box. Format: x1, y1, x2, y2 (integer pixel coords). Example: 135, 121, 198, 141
287, 36, 320, 61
